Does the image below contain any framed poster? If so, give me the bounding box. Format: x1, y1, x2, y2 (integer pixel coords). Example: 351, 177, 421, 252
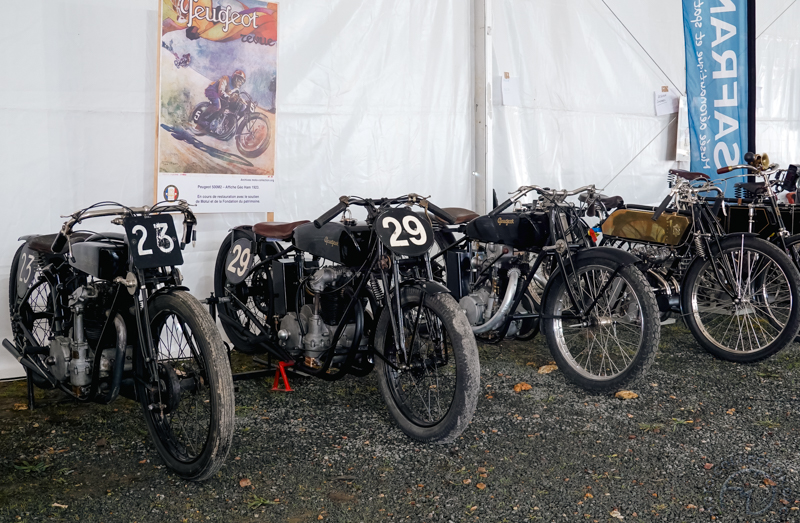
156, 0, 278, 213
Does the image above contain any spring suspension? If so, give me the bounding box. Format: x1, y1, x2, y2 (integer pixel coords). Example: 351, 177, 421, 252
694, 235, 707, 259
368, 272, 384, 302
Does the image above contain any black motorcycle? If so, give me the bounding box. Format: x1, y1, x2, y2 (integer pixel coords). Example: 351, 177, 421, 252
190, 90, 271, 158
6, 201, 235, 481
213, 194, 479, 443
599, 165, 800, 362
433, 185, 661, 393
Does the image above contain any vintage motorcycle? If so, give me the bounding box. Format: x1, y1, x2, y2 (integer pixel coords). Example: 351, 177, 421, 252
433, 185, 661, 393
5, 201, 234, 481
213, 194, 480, 443
189, 89, 271, 158
598, 162, 800, 362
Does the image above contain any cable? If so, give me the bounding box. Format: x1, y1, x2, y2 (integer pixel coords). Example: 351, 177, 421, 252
601, 115, 678, 191
600, 0, 685, 96
757, 0, 798, 39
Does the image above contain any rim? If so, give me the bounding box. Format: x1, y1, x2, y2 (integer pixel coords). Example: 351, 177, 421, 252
690, 247, 792, 353
237, 116, 269, 152
21, 278, 54, 346
225, 263, 270, 338
146, 309, 212, 464
551, 265, 645, 381
384, 299, 458, 427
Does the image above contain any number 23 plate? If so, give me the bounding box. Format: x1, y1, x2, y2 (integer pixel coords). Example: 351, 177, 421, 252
123, 215, 183, 269
375, 208, 434, 256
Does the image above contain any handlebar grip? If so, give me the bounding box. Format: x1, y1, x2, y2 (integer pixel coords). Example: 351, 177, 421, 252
487, 198, 514, 217
51, 233, 68, 253
717, 166, 733, 175
425, 201, 455, 225
313, 201, 347, 228
652, 194, 673, 221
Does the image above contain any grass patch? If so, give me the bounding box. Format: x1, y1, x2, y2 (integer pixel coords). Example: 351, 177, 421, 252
638, 423, 664, 433
755, 418, 780, 429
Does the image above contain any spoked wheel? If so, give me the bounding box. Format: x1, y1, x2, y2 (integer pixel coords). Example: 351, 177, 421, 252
235, 113, 271, 158
9, 244, 55, 389
137, 291, 234, 481
542, 258, 660, 392
375, 288, 479, 443
213, 230, 278, 354
189, 102, 211, 135
681, 236, 800, 362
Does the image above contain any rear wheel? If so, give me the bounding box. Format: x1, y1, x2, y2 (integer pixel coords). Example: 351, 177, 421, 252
542, 257, 660, 392
235, 113, 271, 158
137, 291, 234, 481
375, 288, 479, 443
681, 236, 800, 362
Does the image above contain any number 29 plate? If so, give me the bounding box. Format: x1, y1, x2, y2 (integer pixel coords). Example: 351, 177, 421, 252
123, 215, 183, 269
375, 207, 434, 257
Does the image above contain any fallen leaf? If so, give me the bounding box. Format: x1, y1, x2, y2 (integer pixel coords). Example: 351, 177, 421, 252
139, 460, 147, 464
470, 506, 478, 511
704, 463, 714, 470
686, 504, 697, 509
239, 478, 252, 488
538, 365, 558, 374
726, 408, 735, 415
585, 493, 594, 499
615, 391, 638, 400
51, 503, 68, 509
477, 467, 487, 473
463, 479, 472, 485
763, 478, 778, 486
12, 404, 28, 411
95, 438, 107, 447
476, 483, 486, 490
513, 382, 533, 392
610, 509, 624, 519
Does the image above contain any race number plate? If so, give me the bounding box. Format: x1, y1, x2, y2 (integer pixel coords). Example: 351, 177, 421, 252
123, 215, 183, 269
16, 246, 38, 299
224, 238, 255, 284
375, 208, 434, 257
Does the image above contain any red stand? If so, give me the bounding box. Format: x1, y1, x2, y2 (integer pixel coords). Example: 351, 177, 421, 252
271, 361, 294, 392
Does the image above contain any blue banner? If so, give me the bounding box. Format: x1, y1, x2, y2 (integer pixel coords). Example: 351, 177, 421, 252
683, 0, 749, 195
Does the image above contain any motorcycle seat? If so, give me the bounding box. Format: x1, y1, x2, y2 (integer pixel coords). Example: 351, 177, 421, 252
669, 169, 710, 181
734, 182, 768, 196
26, 232, 93, 255
440, 207, 480, 224
253, 220, 310, 240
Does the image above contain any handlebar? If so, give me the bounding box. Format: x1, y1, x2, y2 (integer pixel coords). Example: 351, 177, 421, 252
489, 184, 597, 217
652, 193, 673, 221
313, 198, 349, 228
424, 201, 456, 224
717, 164, 758, 175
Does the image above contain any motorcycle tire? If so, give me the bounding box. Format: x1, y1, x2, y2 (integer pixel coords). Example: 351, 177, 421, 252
136, 290, 235, 481
542, 257, 660, 393
681, 236, 800, 363
374, 288, 479, 444
8, 244, 55, 389
780, 233, 800, 343
235, 113, 271, 158
189, 102, 211, 136
213, 229, 280, 354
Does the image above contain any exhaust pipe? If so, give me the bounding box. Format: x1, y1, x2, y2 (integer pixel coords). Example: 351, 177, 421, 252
2, 338, 57, 386
473, 268, 522, 334
97, 314, 126, 404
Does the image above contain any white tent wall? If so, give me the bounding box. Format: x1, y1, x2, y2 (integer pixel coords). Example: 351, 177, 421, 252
490, 0, 800, 206
0, 0, 473, 380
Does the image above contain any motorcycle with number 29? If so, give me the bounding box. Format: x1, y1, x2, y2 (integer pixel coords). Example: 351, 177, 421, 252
5, 201, 235, 481
213, 194, 480, 443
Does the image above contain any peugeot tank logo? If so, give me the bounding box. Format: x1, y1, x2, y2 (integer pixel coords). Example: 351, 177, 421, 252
324, 236, 339, 247
497, 217, 514, 226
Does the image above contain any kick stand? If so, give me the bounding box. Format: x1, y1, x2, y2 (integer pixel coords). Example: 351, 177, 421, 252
271, 361, 294, 392
26, 368, 35, 411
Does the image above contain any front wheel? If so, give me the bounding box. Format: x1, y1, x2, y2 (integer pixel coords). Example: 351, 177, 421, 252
375, 288, 479, 443
681, 236, 800, 363
542, 258, 660, 392
235, 113, 271, 158
136, 290, 235, 481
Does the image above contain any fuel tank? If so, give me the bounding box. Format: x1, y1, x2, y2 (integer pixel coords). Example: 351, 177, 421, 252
293, 222, 371, 266
601, 208, 691, 246
464, 212, 548, 250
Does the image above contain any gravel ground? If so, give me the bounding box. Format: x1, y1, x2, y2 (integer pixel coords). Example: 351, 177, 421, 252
2, 321, 800, 522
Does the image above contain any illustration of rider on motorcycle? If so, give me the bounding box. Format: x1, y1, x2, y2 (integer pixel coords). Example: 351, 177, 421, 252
196, 69, 246, 132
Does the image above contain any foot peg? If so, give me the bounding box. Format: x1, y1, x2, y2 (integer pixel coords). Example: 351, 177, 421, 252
271, 361, 294, 392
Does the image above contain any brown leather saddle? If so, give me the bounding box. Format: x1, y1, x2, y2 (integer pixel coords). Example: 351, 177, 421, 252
253, 220, 310, 240
734, 182, 768, 196
437, 207, 479, 225
669, 169, 710, 181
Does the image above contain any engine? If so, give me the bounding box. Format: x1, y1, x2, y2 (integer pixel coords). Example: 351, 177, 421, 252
46, 282, 131, 392
276, 267, 368, 368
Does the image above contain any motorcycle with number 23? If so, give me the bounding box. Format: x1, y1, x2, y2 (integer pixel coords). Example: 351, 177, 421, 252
213, 194, 480, 443
5, 201, 235, 481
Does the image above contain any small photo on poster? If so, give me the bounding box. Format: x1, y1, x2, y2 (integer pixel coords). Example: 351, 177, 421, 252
156, 0, 278, 212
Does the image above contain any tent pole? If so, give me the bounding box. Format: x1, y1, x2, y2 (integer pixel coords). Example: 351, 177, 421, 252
747, 0, 756, 155
473, 0, 493, 215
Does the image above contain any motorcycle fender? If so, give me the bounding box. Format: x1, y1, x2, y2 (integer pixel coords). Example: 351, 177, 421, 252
401, 279, 451, 296
148, 286, 192, 302
231, 225, 256, 239
539, 247, 641, 316
17, 235, 36, 242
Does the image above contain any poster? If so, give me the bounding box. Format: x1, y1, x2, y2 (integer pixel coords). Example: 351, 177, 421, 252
156, 0, 278, 212
682, 0, 749, 196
